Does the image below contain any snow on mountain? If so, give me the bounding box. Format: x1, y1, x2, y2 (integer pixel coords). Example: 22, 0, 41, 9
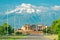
0, 3, 60, 28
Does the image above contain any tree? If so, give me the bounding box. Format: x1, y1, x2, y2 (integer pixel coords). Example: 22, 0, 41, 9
43, 27, 53, 34
0, 23, 14, 35
51, 18, 60, 33
51, 18, 60, 40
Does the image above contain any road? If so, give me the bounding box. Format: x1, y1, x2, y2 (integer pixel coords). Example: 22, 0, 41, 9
18, 35, 51, 40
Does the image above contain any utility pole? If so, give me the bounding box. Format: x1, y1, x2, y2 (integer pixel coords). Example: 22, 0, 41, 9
36, 25, 38, 31
14, 15, 15, 35
7, 11, 9, 36
46, 26, 47, 35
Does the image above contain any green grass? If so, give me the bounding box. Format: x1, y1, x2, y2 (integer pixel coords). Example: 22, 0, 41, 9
0, 36, 26, 40
44, 34, 58, 40
0, 39, 16, 40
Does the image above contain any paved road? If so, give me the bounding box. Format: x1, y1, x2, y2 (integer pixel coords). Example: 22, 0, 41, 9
18, 35, 51, 40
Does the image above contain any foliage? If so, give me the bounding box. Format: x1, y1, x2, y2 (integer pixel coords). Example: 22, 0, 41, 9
58, 32, 60, 40
43, 18, 60, 34
0, 23, 14, 35
26, 32, 30, 35
43, 18, 60, 40
43, 27, 54, 34
51, 18, 60, 40
15, 32, 22, 35
51, 18, 60, 34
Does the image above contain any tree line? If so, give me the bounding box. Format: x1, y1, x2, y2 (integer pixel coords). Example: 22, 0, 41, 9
43, 18, 60, 40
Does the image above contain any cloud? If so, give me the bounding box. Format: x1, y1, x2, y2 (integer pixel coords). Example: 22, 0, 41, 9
6, 3, 60, 14
52, 5, 60, 11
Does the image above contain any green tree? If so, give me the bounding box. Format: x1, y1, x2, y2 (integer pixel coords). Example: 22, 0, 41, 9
51, 18, 60, 40
43, 27, 53, 34
51, 18, 60, 33
0, 23, 14, 35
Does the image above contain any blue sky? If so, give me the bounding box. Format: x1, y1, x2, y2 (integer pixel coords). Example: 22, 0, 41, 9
0, 0, 60, 15
0, 0, 60, 14
0, 0, 60, 5
0, 0, 60, 28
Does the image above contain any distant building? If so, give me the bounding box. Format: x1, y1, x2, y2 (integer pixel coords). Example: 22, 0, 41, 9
15, 24, 46, 35
21, 24, 46, 31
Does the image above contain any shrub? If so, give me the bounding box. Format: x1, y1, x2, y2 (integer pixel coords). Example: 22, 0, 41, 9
58, 32, 60, 40
15, 32, 22, 35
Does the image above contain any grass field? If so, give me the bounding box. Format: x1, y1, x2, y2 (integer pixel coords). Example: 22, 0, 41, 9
0, 35, 58, 40
0, 36, 26, 40
0, 39, 17, 40
44, 34, 58, 40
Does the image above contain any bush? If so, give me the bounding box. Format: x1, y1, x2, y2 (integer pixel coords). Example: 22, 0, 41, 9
43, 28, 53, 34
26, 32, 30, 35
58, 32, 60, 40
15, 32, 22, 35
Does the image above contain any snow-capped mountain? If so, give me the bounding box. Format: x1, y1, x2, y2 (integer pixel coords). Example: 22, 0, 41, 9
0, 3, 60, 28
